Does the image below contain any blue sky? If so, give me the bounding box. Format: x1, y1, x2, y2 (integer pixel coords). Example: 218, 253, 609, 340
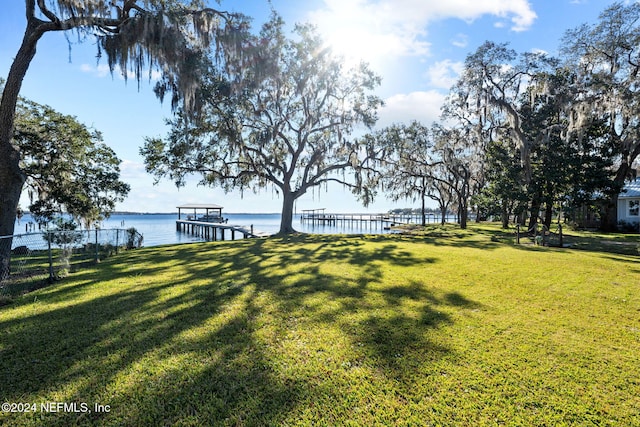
0, 0, 612, 214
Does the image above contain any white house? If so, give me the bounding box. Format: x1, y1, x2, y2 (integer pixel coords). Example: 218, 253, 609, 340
617, 177, 640, 226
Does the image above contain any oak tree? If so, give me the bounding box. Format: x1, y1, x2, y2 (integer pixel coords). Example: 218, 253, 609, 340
142, 17, 384, 234
15, 97, 130, 227
372, 122, 443, 226
560, 1, 640, 230
0, 0, 247, 277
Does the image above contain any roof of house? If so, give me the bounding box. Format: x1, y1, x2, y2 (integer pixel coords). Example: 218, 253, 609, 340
619, 178, 640, 198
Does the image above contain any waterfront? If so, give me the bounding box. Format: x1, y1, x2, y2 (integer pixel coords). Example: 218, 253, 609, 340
13, 212, 437, 247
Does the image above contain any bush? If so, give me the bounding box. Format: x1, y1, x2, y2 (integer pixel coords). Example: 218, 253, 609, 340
126, 227, 143, 249
617, 220, 640, 233
43, 218, 83, 247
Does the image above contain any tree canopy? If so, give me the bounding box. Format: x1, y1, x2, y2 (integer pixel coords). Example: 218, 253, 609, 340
0, 0, 248, 278
425, 3, 640, 230
142, 16, 384, 234
560, 1, 640, 229
15, 96, 130, 227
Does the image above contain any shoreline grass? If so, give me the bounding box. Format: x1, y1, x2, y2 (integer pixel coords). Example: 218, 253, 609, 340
1, 224, 638, 426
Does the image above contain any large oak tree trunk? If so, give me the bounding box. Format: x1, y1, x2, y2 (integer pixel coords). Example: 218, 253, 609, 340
544, 201, 554, 229
459, 200, 468, 229
501, 200, 509, 229
0, 19, 43, 279
278, 191, 297, 234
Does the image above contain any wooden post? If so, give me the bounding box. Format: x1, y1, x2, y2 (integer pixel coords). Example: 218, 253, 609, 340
558, 224, 563, 248
516, 224, 520, 244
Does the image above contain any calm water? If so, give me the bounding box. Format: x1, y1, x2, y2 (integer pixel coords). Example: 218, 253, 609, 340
14, 212, 409, 247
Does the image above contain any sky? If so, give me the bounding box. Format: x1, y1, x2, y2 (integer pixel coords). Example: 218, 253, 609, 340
0, 0, 614, 214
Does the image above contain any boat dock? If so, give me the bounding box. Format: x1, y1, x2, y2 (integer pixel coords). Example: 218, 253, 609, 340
176, 220, 266, 240
300, 209, 421, 228
175, 203, 267, 241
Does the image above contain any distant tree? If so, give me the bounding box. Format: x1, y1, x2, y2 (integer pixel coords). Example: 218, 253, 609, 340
517, 72, 578, 229
445, 42, 584, 229
372, 122, 440, 226
475, 73, 616, 230
476, 139, 527, 228
14, 97, 130, 227
560, 1, 640, 230
431, 125, 481, 229
444, 42, 564, 183
142, 17, 384, 234
0, 0, 248, 278
373, 121, 481, 228
428, 177, 456, 226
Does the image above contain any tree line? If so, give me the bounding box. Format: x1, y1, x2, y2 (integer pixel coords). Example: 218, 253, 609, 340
375, 2, 640, 232
0, 0, 249, 279
144, 2, 640, 234
2, 1, 639, 278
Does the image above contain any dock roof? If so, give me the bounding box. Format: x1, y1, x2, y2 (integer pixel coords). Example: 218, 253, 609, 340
177, 204, 224, 209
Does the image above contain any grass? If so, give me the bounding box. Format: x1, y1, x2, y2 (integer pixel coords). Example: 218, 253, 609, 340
0, 224, 638, 426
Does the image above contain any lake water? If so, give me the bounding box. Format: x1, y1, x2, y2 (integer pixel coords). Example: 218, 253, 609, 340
14, 212, 423, 247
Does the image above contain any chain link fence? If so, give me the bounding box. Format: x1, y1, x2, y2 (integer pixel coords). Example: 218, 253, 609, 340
0, 228, 143, 297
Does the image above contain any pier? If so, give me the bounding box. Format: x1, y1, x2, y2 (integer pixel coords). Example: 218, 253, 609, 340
176, 220, 264, 240
300, 209, 423, 228
176, 204, 267, 241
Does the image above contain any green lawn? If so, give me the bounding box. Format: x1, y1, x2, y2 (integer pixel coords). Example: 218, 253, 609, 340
1, 225, 638, 426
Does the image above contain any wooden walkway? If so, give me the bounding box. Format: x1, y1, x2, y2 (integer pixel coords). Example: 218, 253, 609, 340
300, 212, 421, 227
176, 220, 268, 241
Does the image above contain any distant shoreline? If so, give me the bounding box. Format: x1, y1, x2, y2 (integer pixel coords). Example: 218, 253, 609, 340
110, 211, 282, 216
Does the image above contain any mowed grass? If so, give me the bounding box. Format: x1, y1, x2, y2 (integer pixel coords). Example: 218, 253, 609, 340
0, 225, 638, 426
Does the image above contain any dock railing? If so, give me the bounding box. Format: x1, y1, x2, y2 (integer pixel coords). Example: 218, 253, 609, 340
300, 212, 424, 226
176, 219, 268, 240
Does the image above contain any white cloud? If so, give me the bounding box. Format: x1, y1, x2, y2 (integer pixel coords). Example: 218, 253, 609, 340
119, 159, 148, 180
376, 90, 446, 128
308, 0, 431, 65
451, 33, 469, 48
80, 63, 111, 78
80, 63, 161, 81
425, 60, 464, 90
309, 0, 537, 63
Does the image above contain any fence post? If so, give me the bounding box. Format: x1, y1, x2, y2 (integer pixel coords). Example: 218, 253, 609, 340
558, 224, 563, 248
47, 232, 54, 283
516, 224, 520, 244
115, 229, 119, 255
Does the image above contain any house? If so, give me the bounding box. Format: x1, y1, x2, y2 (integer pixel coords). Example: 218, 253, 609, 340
617, 177, 640, 228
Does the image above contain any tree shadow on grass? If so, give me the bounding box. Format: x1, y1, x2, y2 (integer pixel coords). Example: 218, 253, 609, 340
394, 226, 507, 251
0, 234, 482, 425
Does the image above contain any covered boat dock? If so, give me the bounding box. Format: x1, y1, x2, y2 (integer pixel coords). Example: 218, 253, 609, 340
176, 204, 265, 240
177, 204, 226, 223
